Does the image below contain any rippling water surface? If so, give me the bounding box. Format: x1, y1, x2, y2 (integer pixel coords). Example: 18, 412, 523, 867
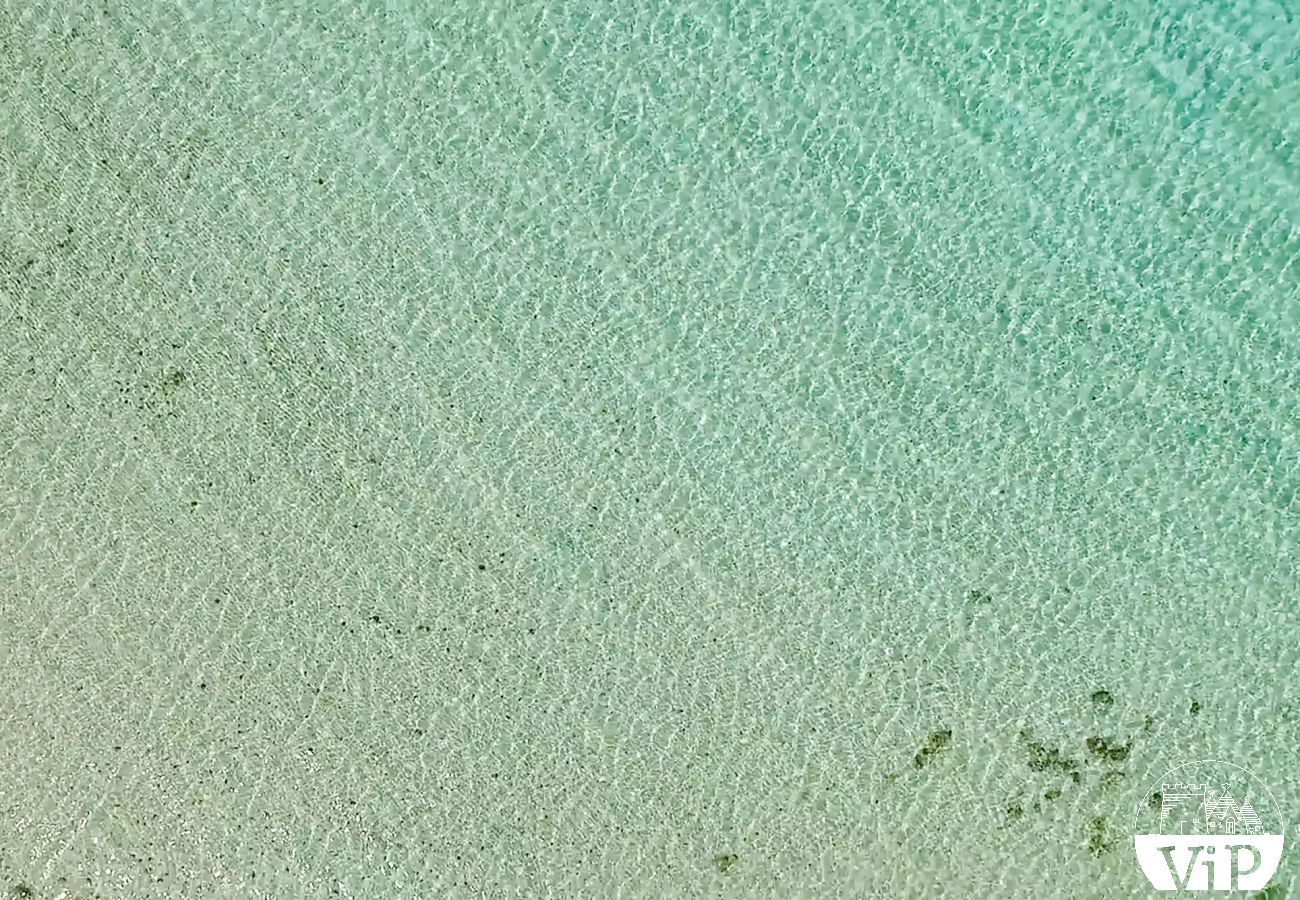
1, 1, 1297, 896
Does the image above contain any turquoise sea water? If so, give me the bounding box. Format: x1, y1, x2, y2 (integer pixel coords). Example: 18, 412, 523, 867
1, 1, 1298, 897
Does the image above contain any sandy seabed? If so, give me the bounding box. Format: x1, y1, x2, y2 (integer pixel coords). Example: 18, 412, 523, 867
1, 2, 1298, 897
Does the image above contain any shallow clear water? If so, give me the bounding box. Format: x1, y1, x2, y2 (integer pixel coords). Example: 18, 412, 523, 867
1, 1, 1297, 897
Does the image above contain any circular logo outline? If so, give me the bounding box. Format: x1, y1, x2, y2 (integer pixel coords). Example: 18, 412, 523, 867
1132, 758, 1285, 837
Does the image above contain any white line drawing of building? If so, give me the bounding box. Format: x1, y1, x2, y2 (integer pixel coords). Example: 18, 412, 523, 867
1204, 784, 1265, 836
1159, 783, 1207, 833
1158, 779, 1268, 835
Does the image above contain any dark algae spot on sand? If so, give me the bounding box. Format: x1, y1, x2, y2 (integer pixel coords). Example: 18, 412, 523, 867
1100, 770, 1126, 788
1090, 689, 1114, 706
1086, 815, 1115, 856
913, 728, 952, 768
712, 853, 738, 874
1021, 732, 1080, 775
1085, 736, 1131, 763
